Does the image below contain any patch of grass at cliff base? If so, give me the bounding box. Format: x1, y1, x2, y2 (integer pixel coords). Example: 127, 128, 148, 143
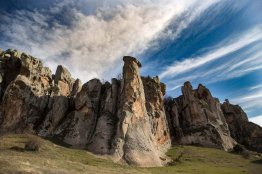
0, 134, 261, 174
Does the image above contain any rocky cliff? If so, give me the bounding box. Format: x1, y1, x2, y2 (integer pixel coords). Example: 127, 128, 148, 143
0, 50, 171, 166
165, 82, 236, 151
0, 49, 261, 167
221, 100, 262, 152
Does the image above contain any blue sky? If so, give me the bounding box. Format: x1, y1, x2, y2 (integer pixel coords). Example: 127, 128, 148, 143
0, 0, 261, 125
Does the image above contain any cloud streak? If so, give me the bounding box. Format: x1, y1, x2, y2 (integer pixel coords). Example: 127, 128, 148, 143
0, 0, 219, 82
249, 115, 262, 127
159, 25, 262, 79
230, 87, 262, 117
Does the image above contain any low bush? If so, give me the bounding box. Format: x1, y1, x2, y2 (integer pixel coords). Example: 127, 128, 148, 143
24, 137, 41, 151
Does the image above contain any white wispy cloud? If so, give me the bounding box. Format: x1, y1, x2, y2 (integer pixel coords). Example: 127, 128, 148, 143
250, 84, 262, 90
0, 0, 219, 82
230, 88, 262, 114
159, 25, 262, 79
249, 115, 262, 127
162, 25, 262, 93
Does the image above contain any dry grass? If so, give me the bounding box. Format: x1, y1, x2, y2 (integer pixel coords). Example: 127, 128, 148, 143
0, 134, 261, 174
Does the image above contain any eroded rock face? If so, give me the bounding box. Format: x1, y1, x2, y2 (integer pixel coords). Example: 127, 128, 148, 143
142, 76, 171, 152
0, 50, 52, 133
221, 100, 262, 152
38, 65, 75, 136
165, 82, 236, 151
111, 56, 167, 167
87, 79, 120, 154
54, 79, 102, 148
1, 48, 262, 167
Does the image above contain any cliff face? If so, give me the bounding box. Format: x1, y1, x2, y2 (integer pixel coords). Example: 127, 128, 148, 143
111, 56, 169, 166
0, 50, 171, 166
165, 82, 236, 151
0, 49, 53, 133
221, 100, 262, 152
0, 49, 261, 167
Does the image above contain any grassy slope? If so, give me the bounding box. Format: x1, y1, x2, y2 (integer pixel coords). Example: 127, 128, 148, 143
0, 134, 261, 174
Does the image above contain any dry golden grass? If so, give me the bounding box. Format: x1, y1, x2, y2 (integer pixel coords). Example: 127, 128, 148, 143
0, 134, 261, 174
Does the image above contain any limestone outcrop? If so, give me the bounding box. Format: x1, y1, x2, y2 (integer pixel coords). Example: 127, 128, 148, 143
0, 48, 261, 167
165, 82, 236, 151
38, 65, 75, 136
54, 79, 102, 148
111, 57, 170, 166
221, 100, 262, 152
87, 79, 119, 154
0, 49, 52, 133
142, 76, 170, 152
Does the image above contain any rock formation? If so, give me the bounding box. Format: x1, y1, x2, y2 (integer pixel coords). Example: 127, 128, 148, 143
54, 79, 102, 148
0, 48, 261, 167
111, 57, 170, 166
87, 79, 119, 154
38, 65, 75, 136
165, 82, 236, 151
0, 49, 52, 133
142, 76, 170, 152
221, 100, 262, 152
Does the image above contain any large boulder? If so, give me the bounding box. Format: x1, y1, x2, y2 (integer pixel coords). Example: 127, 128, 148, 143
221, 100, 262, 152
165, 82, 236, 151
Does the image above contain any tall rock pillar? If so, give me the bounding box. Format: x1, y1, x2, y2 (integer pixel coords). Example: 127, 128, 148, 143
112, 56, 164, 167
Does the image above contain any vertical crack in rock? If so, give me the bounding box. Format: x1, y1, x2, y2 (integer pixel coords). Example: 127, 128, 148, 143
54, 79, 102, 148
87, 78, 120, 154
38, 65, 76, 136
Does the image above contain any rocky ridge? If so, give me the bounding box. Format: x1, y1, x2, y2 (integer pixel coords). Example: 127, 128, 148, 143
0, 49, 261, 167
165, 82, 236, 151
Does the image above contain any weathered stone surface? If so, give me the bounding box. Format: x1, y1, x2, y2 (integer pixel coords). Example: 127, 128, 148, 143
0, 50, 22, 99
142, 76, 171, 152
0, 51, 52, 133
54, 79, 102, 147
222, 100, 262, 152
1, 48, 262, 167
70, 79, 82, 98
87, 79, 119, 154
38, 65, 75, 136
112, 56, 165, 167
165, 82, 236, 151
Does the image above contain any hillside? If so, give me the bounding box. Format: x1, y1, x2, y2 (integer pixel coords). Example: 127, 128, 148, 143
0, 134, 261, 174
